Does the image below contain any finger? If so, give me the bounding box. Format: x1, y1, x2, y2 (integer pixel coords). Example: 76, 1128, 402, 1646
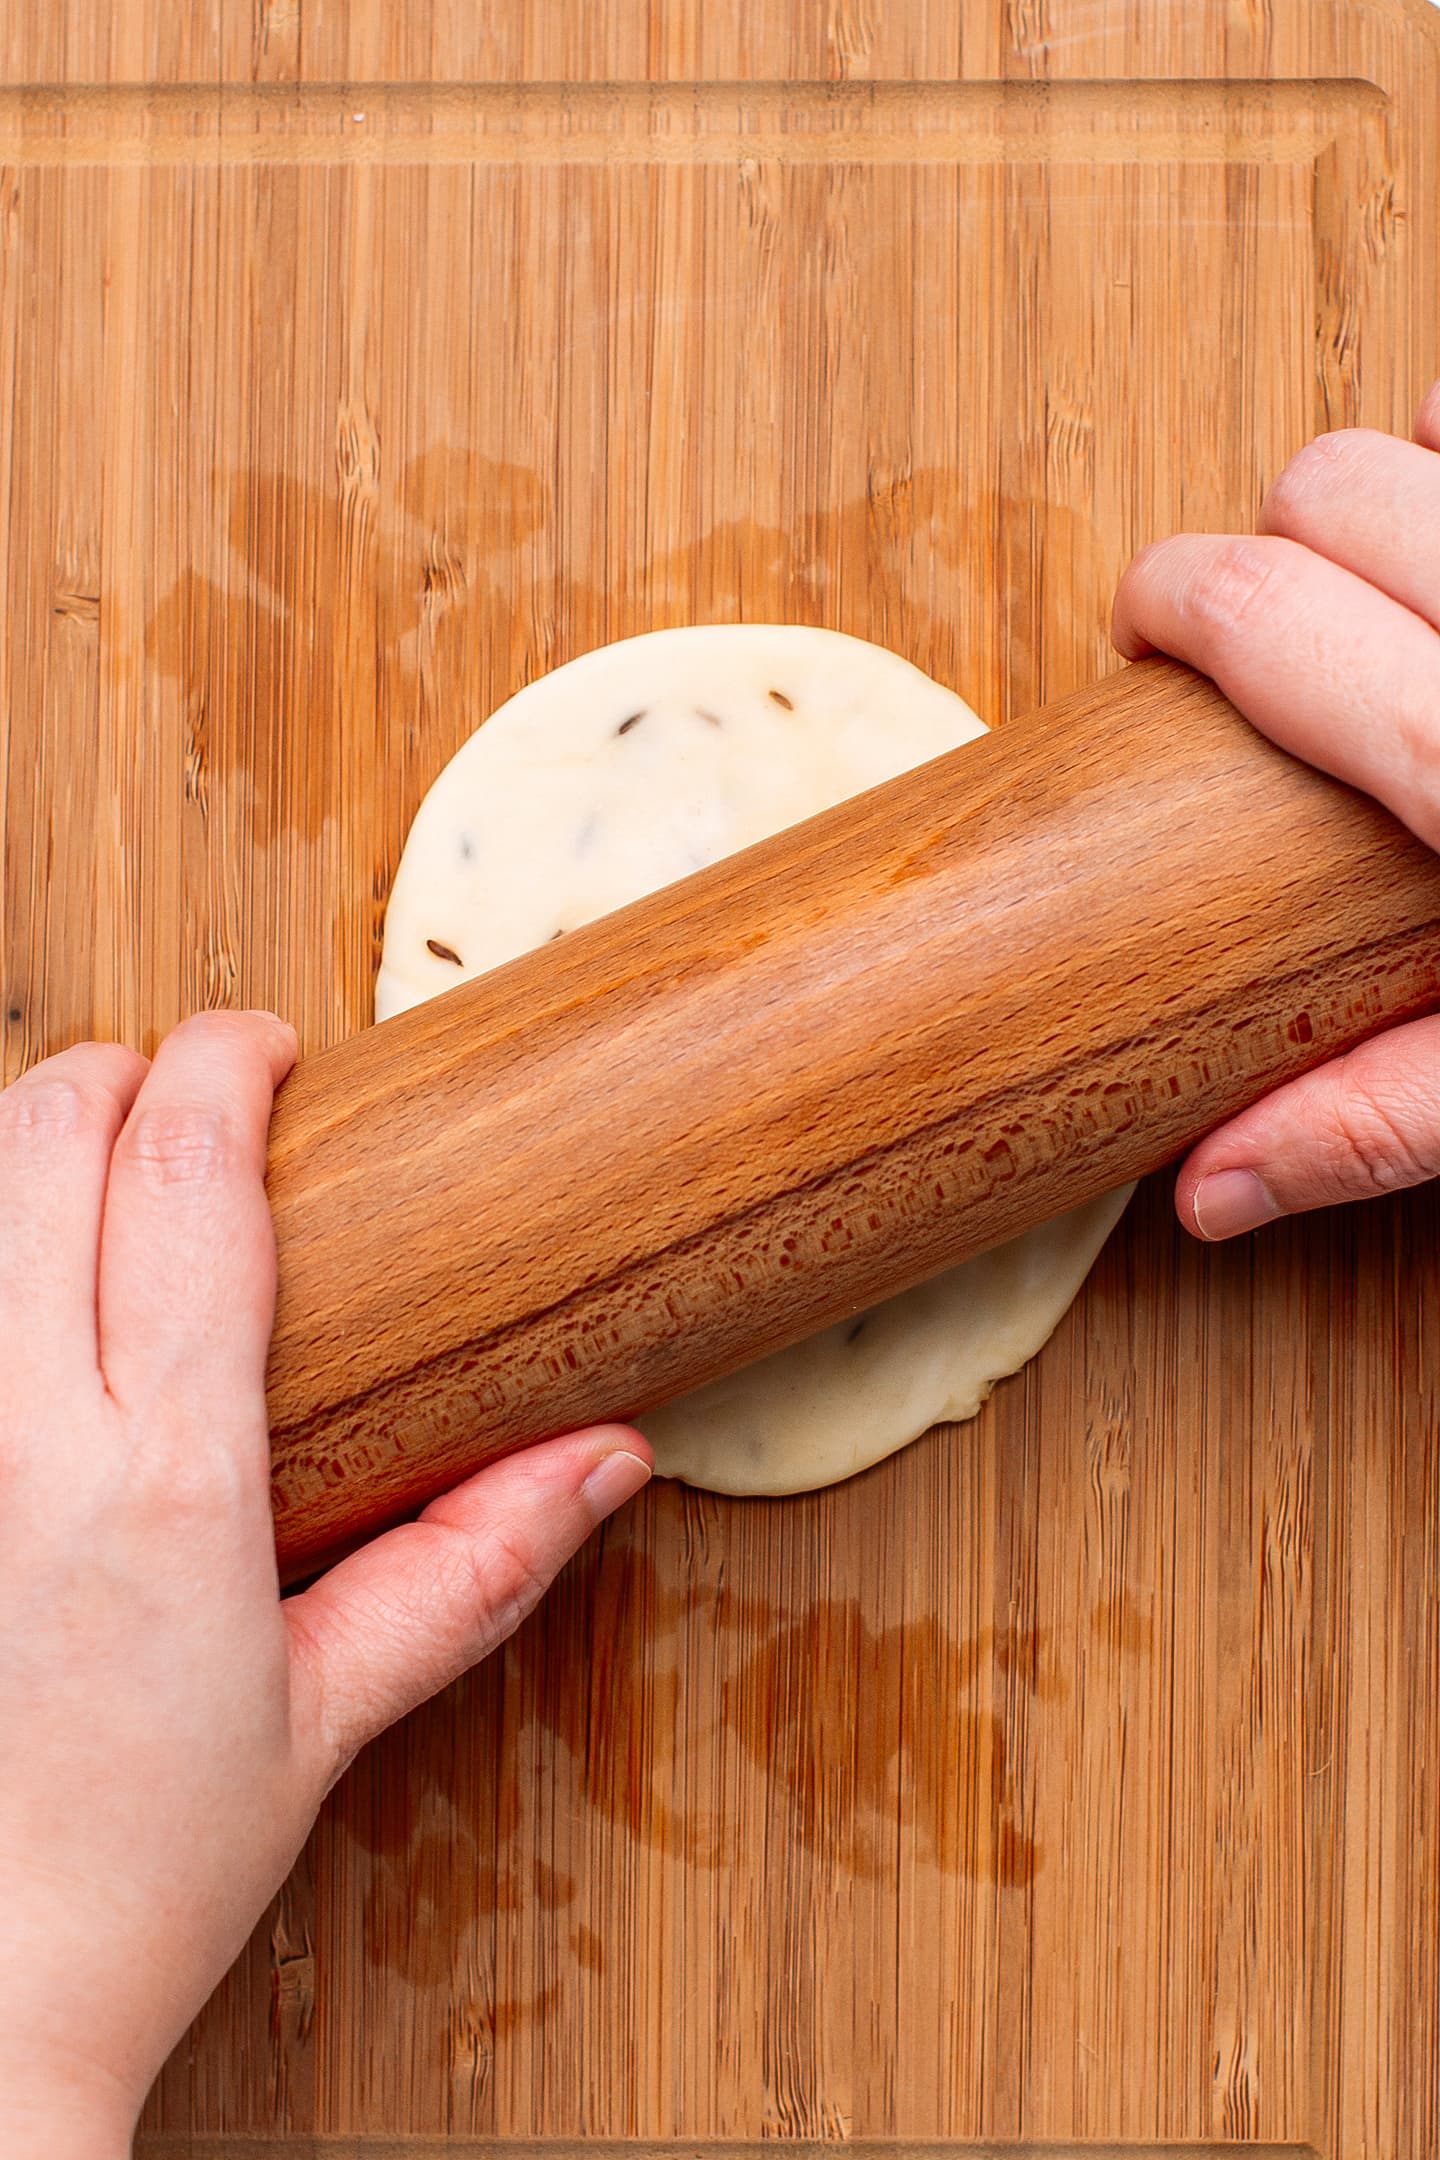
1415, 380, 1440, 454
1176, 1016, 1440, 1237
98, 1010, 297, 1421
1111, 532, 1440, 850
0, 1043, 149, 1388
285, 1427, 653, 1783
1259, 427, 1440, 632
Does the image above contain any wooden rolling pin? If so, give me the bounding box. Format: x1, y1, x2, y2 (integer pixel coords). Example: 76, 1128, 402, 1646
266, 657, 1440, 1581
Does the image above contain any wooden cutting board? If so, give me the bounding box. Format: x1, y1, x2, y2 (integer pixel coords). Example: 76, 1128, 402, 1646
3, 1, 1439, 2153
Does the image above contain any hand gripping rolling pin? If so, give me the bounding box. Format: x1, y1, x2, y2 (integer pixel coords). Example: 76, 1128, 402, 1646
264, 659, 1440, 1581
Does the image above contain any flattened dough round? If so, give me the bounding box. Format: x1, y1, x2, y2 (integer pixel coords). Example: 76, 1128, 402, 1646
377, 624, 1131, 1494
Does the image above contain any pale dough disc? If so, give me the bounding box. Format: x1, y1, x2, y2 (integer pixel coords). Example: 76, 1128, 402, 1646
377, 624, 1131, 1494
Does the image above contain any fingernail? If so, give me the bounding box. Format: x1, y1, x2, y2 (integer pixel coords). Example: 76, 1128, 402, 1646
1191, 1167, 1280, 1240
582, 1448, 652, 1520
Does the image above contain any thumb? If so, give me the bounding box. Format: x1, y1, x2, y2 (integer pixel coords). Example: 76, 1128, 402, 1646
284, 1426, 652, 1789
1177, 1016, 1440, 1239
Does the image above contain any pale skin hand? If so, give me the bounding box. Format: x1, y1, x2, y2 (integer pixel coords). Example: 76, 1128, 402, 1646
0, 1012, 652, 2160
1113, 381, 1440, 1241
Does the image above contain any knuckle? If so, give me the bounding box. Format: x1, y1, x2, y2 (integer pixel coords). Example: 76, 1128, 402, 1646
451, 1526, 552, 1648
1329, 1061, 1438, 1195
118, 1104, 234, 1188
126, 1417, 251, 1522
1183, 538, 1291, 638
0, 1070, 109, 1142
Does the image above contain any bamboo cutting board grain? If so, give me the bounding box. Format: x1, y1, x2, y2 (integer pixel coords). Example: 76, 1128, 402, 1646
1, 1, 1438, 2154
